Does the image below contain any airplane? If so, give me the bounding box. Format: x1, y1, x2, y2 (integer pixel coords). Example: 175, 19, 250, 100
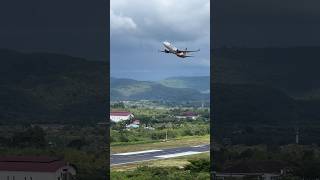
159, 41, 200, 58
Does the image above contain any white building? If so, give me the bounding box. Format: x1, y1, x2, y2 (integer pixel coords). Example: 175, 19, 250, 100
0, 156, 76, 180
110, 111, 134, 123
175, 111, 199, 120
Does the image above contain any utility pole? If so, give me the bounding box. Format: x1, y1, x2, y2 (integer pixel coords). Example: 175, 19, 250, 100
165, 129, 168, 142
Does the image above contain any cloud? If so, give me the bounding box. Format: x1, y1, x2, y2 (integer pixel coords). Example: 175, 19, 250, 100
111, 0, 209, 42
110, 9, 137, 33
110, 0, 210, 80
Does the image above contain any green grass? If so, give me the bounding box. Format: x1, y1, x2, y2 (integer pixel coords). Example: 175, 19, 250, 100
111, 135, 209, 154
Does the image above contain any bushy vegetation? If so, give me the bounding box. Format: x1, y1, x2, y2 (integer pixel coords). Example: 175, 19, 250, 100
110, 107, 209, 143
111, 122, 209, 143
214, 144, 320, 179
111, 159, 210, 180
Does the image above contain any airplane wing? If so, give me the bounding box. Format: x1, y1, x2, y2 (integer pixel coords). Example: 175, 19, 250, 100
179, 49, 200, 53
158, 49, 172, 53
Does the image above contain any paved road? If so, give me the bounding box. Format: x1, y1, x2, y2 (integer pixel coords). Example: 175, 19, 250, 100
111, 144, 209, 166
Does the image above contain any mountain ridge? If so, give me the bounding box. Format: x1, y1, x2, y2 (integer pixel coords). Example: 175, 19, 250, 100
110, 77, 209, 101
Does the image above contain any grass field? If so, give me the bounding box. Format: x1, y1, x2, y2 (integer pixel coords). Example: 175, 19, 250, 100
111, 151, 210, 171
111, 135, 209, 154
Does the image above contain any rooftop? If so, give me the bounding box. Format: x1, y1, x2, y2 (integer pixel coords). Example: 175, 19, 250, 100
0, 156, 70, 172
110, 111, 133, 116
181, 111, 198, 116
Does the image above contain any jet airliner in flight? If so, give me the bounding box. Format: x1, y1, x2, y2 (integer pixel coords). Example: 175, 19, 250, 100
159, 41, 200, 58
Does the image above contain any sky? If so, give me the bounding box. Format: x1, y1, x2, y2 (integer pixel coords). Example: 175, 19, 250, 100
0, 0, 107, 61
213, 0, 320, 48
110, 0, 210, 80
1, 1, 320, 63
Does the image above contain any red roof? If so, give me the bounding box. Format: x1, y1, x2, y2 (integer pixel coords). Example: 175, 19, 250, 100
182, 111, 198, 116
110, 111, 132, 116
0, 156, 68, 172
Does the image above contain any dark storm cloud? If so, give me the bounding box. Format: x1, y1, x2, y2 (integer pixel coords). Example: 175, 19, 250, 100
213, 0, 320, 47
0, 0, 107, 60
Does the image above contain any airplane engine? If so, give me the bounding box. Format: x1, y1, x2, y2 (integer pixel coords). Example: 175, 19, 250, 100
165, 49, 170, 53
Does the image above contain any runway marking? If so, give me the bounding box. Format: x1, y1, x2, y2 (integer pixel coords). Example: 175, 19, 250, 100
155, 151, 203, 158
111, 159, 161, 166
192, 144, 208, 148
113, 149, 163, 156
111, 151, 209, 166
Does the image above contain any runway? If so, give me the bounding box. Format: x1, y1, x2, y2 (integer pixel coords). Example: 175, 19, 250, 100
111, 144, 209, 166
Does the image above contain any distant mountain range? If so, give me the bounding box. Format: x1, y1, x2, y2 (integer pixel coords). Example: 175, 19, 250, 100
212, 47, 320, 144
0, 49, 108, 124
110, 77, 209, 101
159, 76, 210, 93
213, 47, 320, 99
3, 46, 320, 135
0, 49, 210, 124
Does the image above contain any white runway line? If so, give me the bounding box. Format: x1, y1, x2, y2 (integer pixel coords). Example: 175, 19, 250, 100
192, 144, 207, 148
113, 149, 163, 156
155, 151, 203, 158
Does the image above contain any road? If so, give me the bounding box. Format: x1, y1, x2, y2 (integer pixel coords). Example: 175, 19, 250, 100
111, 144, 209, 166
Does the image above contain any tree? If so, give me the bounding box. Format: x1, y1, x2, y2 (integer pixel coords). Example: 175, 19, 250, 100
11, 126, 46, 148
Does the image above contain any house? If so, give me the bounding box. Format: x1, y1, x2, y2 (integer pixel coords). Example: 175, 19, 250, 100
175, 111, 199, 120
132, 119, 140, 125
126, 124, 139, 129
125, 119, 140, 129
0, 156, 76, 180
110, 111, 134, 123
214, 160, 291, 180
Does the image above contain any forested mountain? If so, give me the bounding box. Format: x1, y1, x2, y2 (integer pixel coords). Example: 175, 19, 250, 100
212, 47, 320, 145
0, 49, 108, 124
110, 77, 208, 101
159, 76, 210, 93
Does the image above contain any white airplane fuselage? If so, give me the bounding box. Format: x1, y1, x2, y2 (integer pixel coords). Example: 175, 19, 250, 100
163, 41, 187, 58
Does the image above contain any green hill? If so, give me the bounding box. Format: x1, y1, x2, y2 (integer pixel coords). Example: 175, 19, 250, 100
212, 47, 320, 145
0, 49, 108, 125
111, 77, 208, 101
159, 76, 210, 93
213, 47, 320, 99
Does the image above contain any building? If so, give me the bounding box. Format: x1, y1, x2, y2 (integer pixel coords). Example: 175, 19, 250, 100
175, 111, 199, 120
126, 124, 139, 129
214, 160, 291, 180
131, 119, 140, 125
0, 156, 76, 180
125, 119, 141, 129
110, 111, 134, 123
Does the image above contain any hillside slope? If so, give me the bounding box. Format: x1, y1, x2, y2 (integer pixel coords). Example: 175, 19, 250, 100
111, 77, 208, 101
0, 49, 108, 124
159, 76, 210, 93
213, 47, 320, 99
